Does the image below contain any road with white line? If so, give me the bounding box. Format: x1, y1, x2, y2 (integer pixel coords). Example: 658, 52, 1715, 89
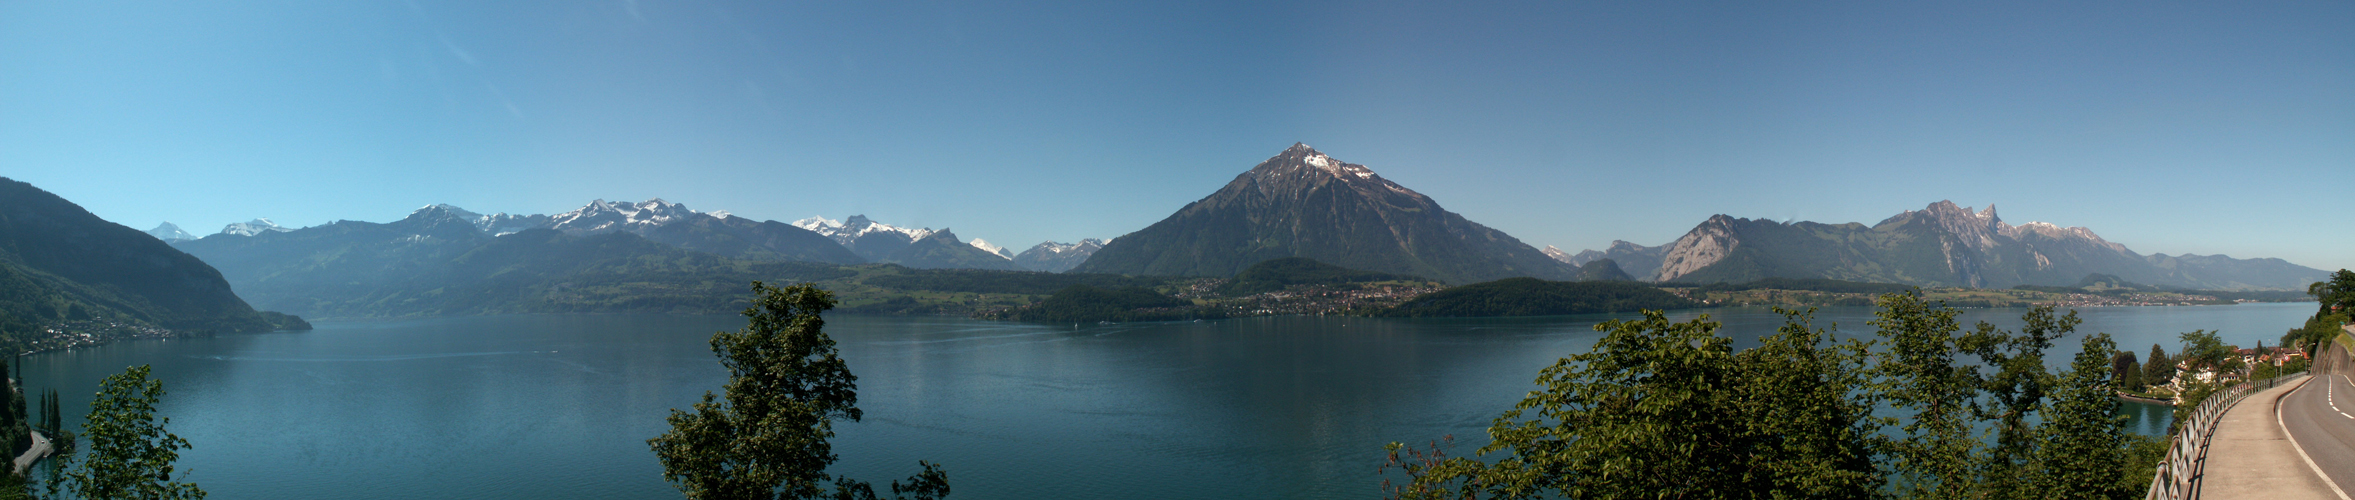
2282, 373, 2355, 497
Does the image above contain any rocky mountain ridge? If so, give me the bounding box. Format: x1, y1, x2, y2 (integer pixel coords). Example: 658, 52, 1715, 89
1572, 201, 2324, 290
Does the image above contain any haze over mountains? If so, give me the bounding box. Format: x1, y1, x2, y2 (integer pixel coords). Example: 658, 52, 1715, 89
1550, 201, 2326, 290
1073, 144, 1576, 284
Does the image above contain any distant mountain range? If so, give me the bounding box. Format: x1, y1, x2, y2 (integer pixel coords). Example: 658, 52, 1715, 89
170, 203, 856, 317
1014, 239, 1105, 273
0, 177, 303, 351
792, 215, 1021, 270
1548, 201, 2326, 290
1072, 143, 1575, 284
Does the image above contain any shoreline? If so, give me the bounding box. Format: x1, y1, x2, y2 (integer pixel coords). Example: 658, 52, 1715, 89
2116, 392, 2174, 406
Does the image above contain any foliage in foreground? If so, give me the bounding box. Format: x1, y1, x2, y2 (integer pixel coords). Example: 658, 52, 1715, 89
49, 365, 204, 500
1381, 293, 2160, 499
649, 282, 948, 500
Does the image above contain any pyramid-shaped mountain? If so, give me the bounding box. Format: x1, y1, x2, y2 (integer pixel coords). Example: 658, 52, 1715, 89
1071, 144, 1574, 284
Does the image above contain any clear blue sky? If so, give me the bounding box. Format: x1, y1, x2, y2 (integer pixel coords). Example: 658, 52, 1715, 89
5, 1, 2350, 270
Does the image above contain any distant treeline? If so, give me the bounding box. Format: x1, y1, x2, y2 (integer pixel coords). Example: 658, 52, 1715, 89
2010, 273, 2314, 302
1219, 257, 1425, 295
1689, 277, 1917, 295
988, 285, 1226, 323
1375, 278, 1698, 317
862, 268, 1176, 296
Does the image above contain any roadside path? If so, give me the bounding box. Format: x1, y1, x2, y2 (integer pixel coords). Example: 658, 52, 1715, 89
11, 430, 48, 475
2200, 375, 2344, 500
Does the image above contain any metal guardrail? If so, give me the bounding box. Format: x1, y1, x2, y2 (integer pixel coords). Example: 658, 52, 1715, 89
2144, 371, 2307, 500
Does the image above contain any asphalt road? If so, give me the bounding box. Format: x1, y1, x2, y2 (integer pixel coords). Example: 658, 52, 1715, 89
2282, 373, 2355, 497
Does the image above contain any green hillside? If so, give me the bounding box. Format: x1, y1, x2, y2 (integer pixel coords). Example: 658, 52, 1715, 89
1375, 278, 1698, 318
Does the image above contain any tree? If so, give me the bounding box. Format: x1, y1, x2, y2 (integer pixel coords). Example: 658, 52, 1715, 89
2309, 269, 2355, 316
1960, 306, 2077, 499
2035, 333, 2145, 499
2111, 351, 2143, 391
1727, 308, 1882, 497
1378, 308, 1880, 499
1378, 293, 2167, 499
2175, 330, 2234, 375
2117, 355, 2144, 392
648, 281, 948, 500
63, 365, 203, 500
1870, 291, 1981, 500
2282, 311, 2349, 358
2143, 345, 2174, 389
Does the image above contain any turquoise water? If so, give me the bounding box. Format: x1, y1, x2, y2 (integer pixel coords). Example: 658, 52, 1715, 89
15, 303, 2311, 499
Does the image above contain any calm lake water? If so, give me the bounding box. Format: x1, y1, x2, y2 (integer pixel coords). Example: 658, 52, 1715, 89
16, 303, 2312, 499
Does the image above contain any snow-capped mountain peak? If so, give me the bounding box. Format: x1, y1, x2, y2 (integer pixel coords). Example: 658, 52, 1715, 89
792, 214, 935, 247
547, 198, 708, 234
968, 238, 1015, 260
1011, 238, 1107, 273
146, 222, 196, 242
220, 218, 296, 236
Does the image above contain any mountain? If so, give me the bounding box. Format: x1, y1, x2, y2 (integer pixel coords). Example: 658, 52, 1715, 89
1012, 239, 1106, 273
428, 199, 862, 265
1551, 241, 1670, 282
1642, 201, 2327, 290
790, 215, 1019, 269
546, 198, 703, 235
794, 215, 936, 262
640, 214, 864, 265
221, 218, 295, 236
1070, 144, 1576, 284
967, 238, 1016, 260
1541, 245, 1577, 264
409, 204, 551, 236
174, 204, 856, 317
0, 178, 302, 348
1576, 259, 1636, 282
146, 222, 196, 242
877, 230, 1024, 271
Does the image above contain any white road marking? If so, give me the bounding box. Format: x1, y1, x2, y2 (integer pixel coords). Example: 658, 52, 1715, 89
2280, 374, 2354, 500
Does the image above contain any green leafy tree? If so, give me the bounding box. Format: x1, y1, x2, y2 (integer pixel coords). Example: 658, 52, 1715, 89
1378, 308, 1880, 499
1727, 308, 1883, 497
2175, 330, 2234, 375
63, 365, 203, 500
2282, 311, 2349, 358
2035, 333, 2143, 499
1959, 306, 2075, 498
1870, 291, 1981, 499
648, 282, 948, 500
2309, 269, 2355, 316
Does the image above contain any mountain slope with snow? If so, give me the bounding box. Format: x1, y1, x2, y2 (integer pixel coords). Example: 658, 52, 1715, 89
1013, 239, 1106, 273
220, 218, 295, 236
1071, 143, 1575, 284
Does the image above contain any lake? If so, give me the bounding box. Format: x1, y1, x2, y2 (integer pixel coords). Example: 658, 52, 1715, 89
16, 302, 2312, 499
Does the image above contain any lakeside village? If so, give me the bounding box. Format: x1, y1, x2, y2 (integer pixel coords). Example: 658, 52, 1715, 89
2121, 340, 2315, 407
1664, 287, 2273, 309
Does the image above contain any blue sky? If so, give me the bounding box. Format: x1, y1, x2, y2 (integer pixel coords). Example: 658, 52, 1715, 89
5, 1, 2350, 270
